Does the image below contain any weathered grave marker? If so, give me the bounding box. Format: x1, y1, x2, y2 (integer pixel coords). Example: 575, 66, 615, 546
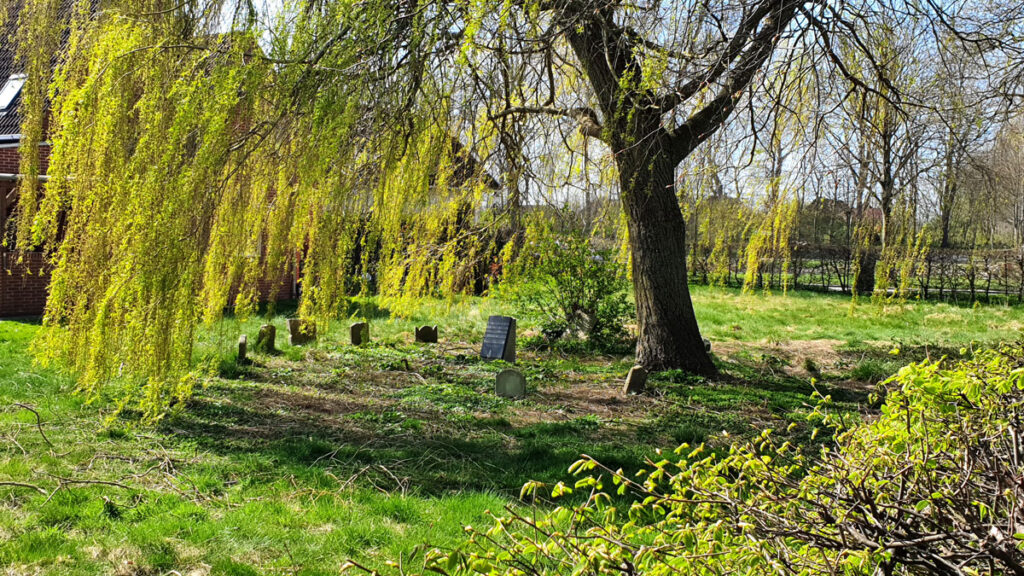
237, 334, 248, 363
350, 322, 369, 346
481, 315, 516, 363
287, 318, 317, 346
255, 324, 276, 354
703, 338, 712, 352
495, 369, 527, 398
415, 325, 438, 343
622, 365, 647, 395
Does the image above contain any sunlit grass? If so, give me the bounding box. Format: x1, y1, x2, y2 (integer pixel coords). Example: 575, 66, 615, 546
1, 288, 1022, 574
692, 285, 1023, 347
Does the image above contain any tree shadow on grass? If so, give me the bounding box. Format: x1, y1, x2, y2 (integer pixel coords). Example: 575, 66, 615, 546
159, 376, 653, 499
654, 357, 872, 407
160, 340, 878, 500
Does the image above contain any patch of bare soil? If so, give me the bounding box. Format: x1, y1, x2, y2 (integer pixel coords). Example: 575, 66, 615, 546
713, 338, 845, 379
511, 382, 639, 432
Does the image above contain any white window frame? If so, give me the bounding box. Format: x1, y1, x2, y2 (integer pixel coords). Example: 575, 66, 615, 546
0, 74, 27, 112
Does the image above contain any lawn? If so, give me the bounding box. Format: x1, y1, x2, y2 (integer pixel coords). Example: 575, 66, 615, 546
1, 287, 1022, 575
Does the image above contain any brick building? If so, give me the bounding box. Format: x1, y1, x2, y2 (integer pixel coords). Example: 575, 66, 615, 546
0, 16, 51, 317
0, 13, 296, 318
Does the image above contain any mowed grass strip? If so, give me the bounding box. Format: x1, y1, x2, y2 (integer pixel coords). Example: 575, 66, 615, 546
692, 285, 1024, 346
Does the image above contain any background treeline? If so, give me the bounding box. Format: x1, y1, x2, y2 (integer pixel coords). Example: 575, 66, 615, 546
488, 11, 1024, 305
496, 112, 1024, 305
446, 9, 1024, 306
675, 116, 1024, 304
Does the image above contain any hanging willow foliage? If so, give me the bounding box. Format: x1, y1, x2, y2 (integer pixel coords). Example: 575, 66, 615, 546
873, 196, 930, 303
5, 0, 505, 418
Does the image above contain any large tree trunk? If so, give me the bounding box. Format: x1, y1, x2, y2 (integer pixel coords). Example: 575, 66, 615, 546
939, 206, 952, 249
939, 142, 956, 249
560, 0, 798, 376
618, 150, 716, 375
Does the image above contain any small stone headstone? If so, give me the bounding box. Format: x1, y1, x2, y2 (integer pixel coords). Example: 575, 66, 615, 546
237, 334, 248, 363
495, 369, 527, 398
287, 318, 317, 346
703, 338, 712, 352
481, 315, 516, 363
622, 365, 647, 395
415, 325, 438, 343
255, 324, 276, 354
350, 322, 369, 346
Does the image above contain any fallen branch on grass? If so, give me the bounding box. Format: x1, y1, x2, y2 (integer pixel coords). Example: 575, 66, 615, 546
13, 403, 54, 448
0, 481, 47, 494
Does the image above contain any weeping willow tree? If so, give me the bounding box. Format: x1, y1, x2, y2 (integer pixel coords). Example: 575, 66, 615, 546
5, 0, 1018, 414
872, 196, 930, 303
679, 141, 735, 286
740, 55, 810, 295
7, 0, 504, 416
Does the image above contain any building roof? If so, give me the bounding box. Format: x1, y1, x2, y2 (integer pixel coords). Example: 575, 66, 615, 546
0, 5, 23, 137
0, 0, 76, 139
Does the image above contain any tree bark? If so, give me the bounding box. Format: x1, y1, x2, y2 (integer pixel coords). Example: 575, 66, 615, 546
559, 0, 797, 375
856, 249, 877, 294
618, 149, 716, 374
939, 205, 952, 249
939, 135, 957, 249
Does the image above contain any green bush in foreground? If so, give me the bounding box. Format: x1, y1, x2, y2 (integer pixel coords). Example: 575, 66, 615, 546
411, 346, 1024, 575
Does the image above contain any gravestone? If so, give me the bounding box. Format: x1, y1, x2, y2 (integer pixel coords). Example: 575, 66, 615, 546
415, 325, 438, 343
255, 324, 276, 354
350, 322, 369, 346
703, 338, 712, 352
495, 369, 527, 398
622, 365, 647, 395
287, 318, 317, 346
237, 334, 248, 363
480, 315, 516, 363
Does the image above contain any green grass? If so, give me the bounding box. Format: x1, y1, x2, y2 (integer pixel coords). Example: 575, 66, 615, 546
692, 285, 1024, 346
1, 288, 1022, 574
1, 321, 504, 575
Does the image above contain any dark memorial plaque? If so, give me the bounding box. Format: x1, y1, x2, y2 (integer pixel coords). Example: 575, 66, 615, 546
481, 315, 516, 363
415, 325, 438, 343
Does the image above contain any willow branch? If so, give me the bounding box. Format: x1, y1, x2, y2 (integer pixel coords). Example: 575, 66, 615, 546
489, 106, 605, 140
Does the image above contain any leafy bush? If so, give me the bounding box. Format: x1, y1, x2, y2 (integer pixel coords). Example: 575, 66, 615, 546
505, 230, 634, 352
418, 346, 1024, 575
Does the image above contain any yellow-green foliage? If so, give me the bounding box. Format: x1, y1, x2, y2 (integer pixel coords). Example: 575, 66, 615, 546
849, 219, 875, 304
681, 159, 749, 288
15, 3, 496, 418
426, 346, 1024, 574
873, 198, 929, 303
742, 184, 797, 295
10, 0, 65, 249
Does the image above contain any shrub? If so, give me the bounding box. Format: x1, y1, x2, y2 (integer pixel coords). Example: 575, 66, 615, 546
505, 230, 634, 352
417, 346, 1024, 575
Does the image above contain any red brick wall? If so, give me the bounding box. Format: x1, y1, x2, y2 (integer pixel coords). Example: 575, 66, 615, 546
0, 255, 297, 318
0, 147, 19, 173
0, 144, 52, 317
0, 251, 50, 317
1, 180, 14, 223
255, 267, 298, 302
0, 145, 49, 174
0, 143, 296, 318
230, 263, 298, 305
